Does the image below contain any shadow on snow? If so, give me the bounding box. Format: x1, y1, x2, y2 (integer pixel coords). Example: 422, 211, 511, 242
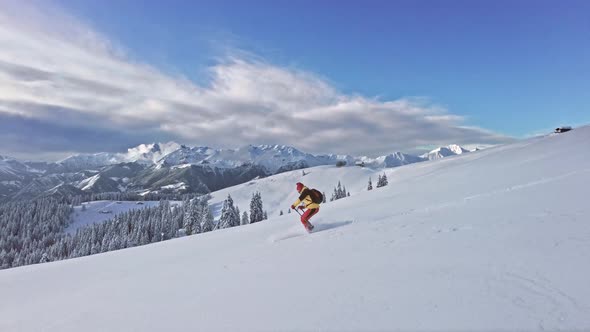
312, 220, 354, 233
270, 220, 353, 243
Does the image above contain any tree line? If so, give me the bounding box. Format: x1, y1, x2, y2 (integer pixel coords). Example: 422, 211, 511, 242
0, 192, 267, 270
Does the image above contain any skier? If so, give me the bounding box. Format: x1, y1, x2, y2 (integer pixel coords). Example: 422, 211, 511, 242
291, 182, 322, 232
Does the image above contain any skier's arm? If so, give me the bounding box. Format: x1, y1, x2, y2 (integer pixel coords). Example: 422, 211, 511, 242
292, 188, 311, 208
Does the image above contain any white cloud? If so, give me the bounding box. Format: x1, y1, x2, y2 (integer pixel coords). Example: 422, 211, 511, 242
0, 0, 513, 160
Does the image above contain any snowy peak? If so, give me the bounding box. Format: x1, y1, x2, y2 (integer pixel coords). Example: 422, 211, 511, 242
361, 152, 426, 168
0, 155, 20, 177
59, 142, 181, 169
123, 142, 181, 164
446, 144, 470, 155
157, 145, 216, 166
421, 144, 470, 160
159, 144, 328, 173
236, 144, 318, 172
59, 152, 119, 170
59, 143, 318, 173
0, 155, 40, 179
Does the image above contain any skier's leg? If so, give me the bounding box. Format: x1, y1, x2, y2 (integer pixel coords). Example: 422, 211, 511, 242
308, 207, 319, 220
301, 208, 318, 231
307, 208, 318, 230
300, 209, 312, 225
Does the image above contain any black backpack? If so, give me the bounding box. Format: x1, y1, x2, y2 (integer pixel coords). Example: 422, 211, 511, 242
310, 189, 323, 204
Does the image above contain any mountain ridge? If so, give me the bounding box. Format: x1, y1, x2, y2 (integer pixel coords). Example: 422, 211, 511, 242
1, 142, 476, 202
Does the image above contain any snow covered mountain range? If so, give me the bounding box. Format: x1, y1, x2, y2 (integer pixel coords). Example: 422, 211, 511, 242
59, 142, 354, 172
60, 142, 478, 171
0, 142, 477, 202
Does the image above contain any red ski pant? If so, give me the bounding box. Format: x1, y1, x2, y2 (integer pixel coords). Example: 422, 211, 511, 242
301, 207, 319, 224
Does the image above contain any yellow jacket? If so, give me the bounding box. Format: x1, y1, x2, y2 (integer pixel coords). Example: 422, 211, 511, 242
292, 186, 320, 209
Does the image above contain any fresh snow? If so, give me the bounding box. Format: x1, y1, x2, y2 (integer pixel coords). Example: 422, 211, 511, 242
1, 127, 589, 331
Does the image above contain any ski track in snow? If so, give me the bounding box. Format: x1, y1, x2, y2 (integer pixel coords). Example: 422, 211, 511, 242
372, 168, 590, 226
486, 270, 588, 329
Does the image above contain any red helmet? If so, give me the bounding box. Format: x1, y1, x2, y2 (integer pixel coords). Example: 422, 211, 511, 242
296, 182, 304, 192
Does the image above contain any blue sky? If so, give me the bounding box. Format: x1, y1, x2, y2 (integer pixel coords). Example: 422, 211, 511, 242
0, 0, 588, 160
57, 0, 590, 135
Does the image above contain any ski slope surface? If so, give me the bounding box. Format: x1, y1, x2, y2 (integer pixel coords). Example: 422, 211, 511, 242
1, 127, 590, 331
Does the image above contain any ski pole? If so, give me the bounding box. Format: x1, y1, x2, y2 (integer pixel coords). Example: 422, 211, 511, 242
293, 207, 303, 216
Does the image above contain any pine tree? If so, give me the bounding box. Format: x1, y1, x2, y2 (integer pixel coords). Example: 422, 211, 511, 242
367, 177, 373, 190
279, 210, 283, 216
39, 253, 49, 264
241, 211, 249, 225
193, 198, 210, 234
183, 200, 198, 235
108, 235, 122, 251
377, 173, 389, 188
200, 206, 214, 233
330, 181, 348, 201
218, 195, 240, 229
249, 192, 264, 224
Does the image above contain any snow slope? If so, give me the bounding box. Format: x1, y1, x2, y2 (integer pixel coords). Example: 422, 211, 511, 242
1, 127, 590, 331
208, 165, 374, 218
